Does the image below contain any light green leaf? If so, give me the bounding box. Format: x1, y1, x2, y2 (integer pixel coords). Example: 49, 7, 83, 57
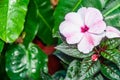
6, 43, 48, 80
0, 0, 29, 43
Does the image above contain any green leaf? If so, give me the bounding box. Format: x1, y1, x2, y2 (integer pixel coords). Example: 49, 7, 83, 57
94, 74, 104, 80
54, 50, 75, 64
40, 71, 53, 80
0, 40, 4, 53
101, 62, 120, 80
101, 49, 120, 69
23, 0, 39, 47
53, 0, 82, 37
6, 43, 48, 80
0, 0, 29, 43
65, 60, 81, 80
56, 43, 94, 58
103, 0, 120, 28
65, 58, 100, 80
78, 58, 100, 80
34, 0, 56, 45
52, 70, 66, 80
101, 38, 120, 49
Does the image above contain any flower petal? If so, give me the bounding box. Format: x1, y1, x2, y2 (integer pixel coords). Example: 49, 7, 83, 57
106, 26, 120, 38
77, 7, 87, 22
66, 32, 83, 44
85, 7, 103, 27
59, 21, 82, 44
65, 12, 84, 27
77, 33, 94, 54
90, 33, 105, 46
88, 21, 106, 34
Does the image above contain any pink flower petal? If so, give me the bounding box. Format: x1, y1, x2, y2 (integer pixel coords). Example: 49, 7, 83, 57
59, 21, 83, 44
66, 32, 83, 44
106, 26, 120, 38
88, 21, 106, 34
77, 7, 87, 22
65, 12, 84, 27
77, 33, 94, 53
90, 33, 105, 46
85, 7, 103, 27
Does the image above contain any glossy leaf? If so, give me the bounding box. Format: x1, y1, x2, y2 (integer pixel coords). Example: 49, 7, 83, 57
78, 58, 100, 80
23, 0, 39, 47
0, 40, 4, 53
56, 43, 94, 58
65, 58, 100, 80
6, 43, 48, 80
101, 62, 120, 80
53, 0, 82, 37
65, 60, 81, 80
0, 0, 29, 43
34, 0, 56, 45
101, 49, 120, 69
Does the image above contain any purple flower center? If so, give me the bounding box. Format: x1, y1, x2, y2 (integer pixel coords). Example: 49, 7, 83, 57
81, 25, 89, 33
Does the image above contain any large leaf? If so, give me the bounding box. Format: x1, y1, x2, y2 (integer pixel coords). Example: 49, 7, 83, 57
6, 43, 48, 80
0, 0, 29, 43
53, 0, 82, 37
56, 43, 94, 58
101, 49, 120, 69
101, 62, 120, 80
34, 0, 56, 45
23, 0, 39, 47
65, 58, 100, 80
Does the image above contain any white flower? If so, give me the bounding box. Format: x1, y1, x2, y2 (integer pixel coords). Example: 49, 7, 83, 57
59, 7, 106, 53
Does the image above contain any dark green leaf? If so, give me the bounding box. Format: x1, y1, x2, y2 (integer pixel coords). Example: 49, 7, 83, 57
101, 62, 120, 80
56, 43, 94, 58
101, 49, 120, 69
54, 50, 75, 64
23, 0, 39, 47
6, 43, 48, 80
65, 60, 81, 80
0, 0, 29, 43
0, 40, 4, 53
40, 71, 53, 80
53, 0, 82, 37
52, 70, 66, 80
34, 0, 56, 45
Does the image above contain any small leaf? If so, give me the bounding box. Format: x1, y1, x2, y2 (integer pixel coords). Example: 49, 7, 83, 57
101, 61, 120, 80
6, 43, 48, 80
56, 43, 94, 58
101, 49, 120, 69
0, 0, 29, 43
23, 0, 39, 47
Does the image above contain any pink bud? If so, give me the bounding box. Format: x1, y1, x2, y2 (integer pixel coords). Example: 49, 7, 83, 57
91, 54, 99, 61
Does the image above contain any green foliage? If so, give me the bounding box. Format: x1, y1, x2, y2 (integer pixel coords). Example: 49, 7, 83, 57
101, 61, 120, 80
0, 0, 29, 43
56, 43, 94, 58
6, 43, 48, 80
